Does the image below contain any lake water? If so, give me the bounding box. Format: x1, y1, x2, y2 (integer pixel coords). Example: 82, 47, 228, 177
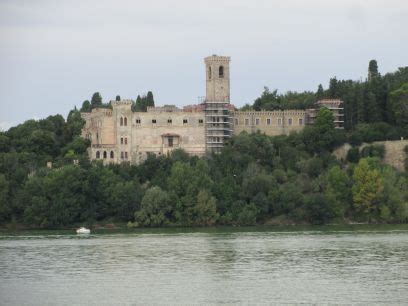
1, 225, 408, 305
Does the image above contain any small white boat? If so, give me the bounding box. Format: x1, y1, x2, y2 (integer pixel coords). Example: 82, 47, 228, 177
76, 227, 91, 234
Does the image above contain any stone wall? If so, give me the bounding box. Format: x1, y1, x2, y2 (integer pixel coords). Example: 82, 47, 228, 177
233, 110, 306, 136
333, 140, 408, 171
82, 101, 206, 164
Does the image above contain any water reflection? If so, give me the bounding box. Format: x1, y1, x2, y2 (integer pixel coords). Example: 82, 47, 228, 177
1, 227, 408, 305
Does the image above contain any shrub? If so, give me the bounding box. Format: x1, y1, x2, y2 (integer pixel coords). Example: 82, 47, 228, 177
361, 144, 385, 159
347, 147, 360, 163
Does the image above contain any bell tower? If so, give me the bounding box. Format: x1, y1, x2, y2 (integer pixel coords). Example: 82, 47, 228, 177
204, 55, 230, 102
203, 55, 232, 153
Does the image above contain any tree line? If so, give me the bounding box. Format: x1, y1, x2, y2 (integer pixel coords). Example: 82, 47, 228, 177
243, 60, 408, 136
80, 91, 155, 113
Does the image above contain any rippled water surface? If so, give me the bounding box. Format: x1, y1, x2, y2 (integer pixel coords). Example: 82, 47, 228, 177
1, 225, 408, 305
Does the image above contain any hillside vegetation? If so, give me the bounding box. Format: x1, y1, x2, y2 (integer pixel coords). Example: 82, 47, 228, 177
0, 61, 407, 228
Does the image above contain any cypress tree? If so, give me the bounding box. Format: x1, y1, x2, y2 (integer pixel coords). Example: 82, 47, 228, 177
90, 92, 102, 109
368, 60, 379, 81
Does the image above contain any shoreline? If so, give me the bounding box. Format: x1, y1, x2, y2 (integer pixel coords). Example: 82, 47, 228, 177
1, 222, 408, 233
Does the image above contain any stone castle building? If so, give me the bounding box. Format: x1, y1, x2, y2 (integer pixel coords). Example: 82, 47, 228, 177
81, 55, 344, 164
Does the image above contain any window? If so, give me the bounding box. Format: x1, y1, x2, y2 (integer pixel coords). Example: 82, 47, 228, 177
219, 66, 224, 78
183, 119, 188, 124
96, 151, 100, 159
208, 66, 212, 80
168, 137, 173, 147
136, 118, 141, 124
245, 118, 249, 126
255, 118, 260, 125
199, 119, 204, 125
120, 117, 123, 126
103, 151, 107, 159
235, 118, 239, 125
110, 151, 114, 159
167, 119, 172, 124
120, 137, 123, 145
267, 118, 271, 125
120, 151, 124, 159
125, 137, 128, 145
152, 119, 157, 124
278, 118, 282, 126
125, 152, 128, 159
288, 118, 293, 126
124, 117, 127, 126
299, 118, 303, 125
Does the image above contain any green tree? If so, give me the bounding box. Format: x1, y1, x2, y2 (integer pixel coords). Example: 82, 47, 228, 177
352, 158, 383, 221
91, 92, 102, 109
0, 174, 10, 222
389, 83, 408, 134
316, 84, 324, 100
193, 190, 219, 226
135, 186, 171, 227
80, 100, 91, 112
134, 95, 143, 111
325, 165, 350, 219
368, 60, 379, 80
237, 203, 258, 225
305, 194, 332, 224
107, 180, 142, 221
0, 133, 10, 152
64, 108, 85, 142
146, 91, 155, 108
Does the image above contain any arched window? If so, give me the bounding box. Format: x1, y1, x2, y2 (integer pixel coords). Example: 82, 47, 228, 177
219, 66, 224, 78
120, 117, 123, 126
96, 151, 100, 159
124, 117, 127, 126
110, 151, 114, 159
208, 66, 212, 80
103, 151, 107, 159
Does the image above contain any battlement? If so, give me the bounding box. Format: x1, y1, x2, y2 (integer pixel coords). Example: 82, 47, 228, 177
112, 100, 133, 107
233, 110, 306, 116
147, 105, 183, 113
204, 54, 231, 63
317, 99, 343, 107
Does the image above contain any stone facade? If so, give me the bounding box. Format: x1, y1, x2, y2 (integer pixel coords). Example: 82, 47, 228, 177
82, 102, 206, 164
81, 55, 344, 164
233, 110, 306, 136
204, 55, 230, 102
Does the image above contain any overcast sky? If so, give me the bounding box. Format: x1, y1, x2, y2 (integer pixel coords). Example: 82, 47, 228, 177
1, 0, 407, 130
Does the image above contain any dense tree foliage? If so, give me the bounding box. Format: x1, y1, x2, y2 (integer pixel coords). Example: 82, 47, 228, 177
1, 105, 406, 228
80, 92, 112, 112
249, 87, 316, 111
132, 91, 155, 112
246, 61, 408, 137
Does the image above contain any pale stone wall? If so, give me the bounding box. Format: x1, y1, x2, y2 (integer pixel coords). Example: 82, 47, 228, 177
333, 140, 408, 171
81, 108, 117, 163
82, 101, 206, 164
233, 110, 306, 136
130, 109, 206, 164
